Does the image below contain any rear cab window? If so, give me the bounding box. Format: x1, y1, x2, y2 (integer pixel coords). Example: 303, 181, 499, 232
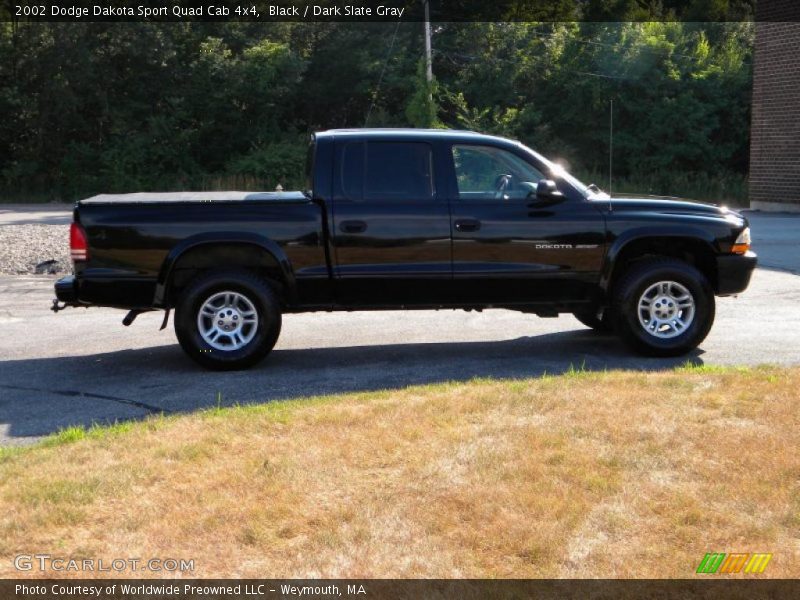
337, 141, 436, 202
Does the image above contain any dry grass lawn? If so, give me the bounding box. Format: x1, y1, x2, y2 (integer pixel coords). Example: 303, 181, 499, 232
0, 365, 798, 578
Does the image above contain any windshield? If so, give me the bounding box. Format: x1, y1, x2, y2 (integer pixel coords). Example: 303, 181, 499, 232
551, 163, 608, 198
513, 141, 606, 199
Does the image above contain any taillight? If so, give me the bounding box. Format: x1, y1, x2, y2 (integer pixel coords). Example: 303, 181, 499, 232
70, 222, 89, 261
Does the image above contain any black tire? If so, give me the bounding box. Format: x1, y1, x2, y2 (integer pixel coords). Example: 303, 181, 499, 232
573, 308, 614, 333
174, 270, 282, 370
613, 257, 715, 357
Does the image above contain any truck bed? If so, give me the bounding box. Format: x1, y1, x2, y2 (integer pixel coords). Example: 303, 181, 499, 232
72, 191, 331, 309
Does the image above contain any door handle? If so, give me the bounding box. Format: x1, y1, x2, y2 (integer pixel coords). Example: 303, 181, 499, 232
454, 219, 481, 232
339, 220, 367, 234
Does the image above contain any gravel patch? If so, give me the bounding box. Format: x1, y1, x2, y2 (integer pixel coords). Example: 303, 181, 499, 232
0, 224, 71, 275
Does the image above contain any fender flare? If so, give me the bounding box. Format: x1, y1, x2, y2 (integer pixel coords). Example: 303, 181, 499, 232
599, 225, 718, 293
154, 232, 296, 306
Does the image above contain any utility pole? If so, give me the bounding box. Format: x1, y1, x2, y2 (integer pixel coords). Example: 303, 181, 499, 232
609, 98, 613, 195
423, 0, 433, 94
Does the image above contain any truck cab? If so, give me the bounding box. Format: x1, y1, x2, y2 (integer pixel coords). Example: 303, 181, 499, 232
314, 129, 607, 308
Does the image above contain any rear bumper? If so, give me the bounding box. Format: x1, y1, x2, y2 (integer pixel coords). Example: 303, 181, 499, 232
54, 275, 79, 304
53, 274, 157, 309
716, 251, 757, 296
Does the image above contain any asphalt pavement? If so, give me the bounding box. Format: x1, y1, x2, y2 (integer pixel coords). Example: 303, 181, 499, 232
0, 208, 798, 445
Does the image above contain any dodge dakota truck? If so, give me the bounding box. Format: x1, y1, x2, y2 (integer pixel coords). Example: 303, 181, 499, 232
53, 129, 757, 369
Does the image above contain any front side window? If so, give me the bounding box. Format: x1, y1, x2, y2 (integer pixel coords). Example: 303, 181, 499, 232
452, 145, 544, 201
338, 141, 435, 201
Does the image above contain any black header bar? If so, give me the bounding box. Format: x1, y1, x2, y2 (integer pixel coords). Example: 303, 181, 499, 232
2, 0, 797, 23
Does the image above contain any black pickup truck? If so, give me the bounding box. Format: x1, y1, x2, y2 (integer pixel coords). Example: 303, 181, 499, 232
54, 128, 756, 369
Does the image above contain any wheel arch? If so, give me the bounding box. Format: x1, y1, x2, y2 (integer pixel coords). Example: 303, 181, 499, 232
600, 228, 719, 298
155, 232, 296, 307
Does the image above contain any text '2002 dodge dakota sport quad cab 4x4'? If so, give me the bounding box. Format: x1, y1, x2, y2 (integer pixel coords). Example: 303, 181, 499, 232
53, 129, 757, 370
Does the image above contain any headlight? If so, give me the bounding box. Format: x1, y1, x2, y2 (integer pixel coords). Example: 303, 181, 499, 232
732, 227, 751, 255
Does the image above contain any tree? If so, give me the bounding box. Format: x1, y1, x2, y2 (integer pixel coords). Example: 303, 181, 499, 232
405, 59, 440, 128
0, 21, 754, 203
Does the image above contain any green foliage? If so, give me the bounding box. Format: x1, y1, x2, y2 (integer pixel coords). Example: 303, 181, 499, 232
227, 136, 309, 190
0, 21, 753, 204
405, 59, 441, 128
435, 21, 753, 203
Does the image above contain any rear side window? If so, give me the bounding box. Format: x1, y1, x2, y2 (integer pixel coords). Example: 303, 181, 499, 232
338, 141, 435, 201
339, 142, 365, 201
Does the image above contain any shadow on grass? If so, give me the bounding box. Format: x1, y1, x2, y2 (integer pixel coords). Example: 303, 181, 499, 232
0, 329, 703, 443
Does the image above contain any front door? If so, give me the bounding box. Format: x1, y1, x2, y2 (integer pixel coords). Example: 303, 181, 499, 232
447, 143, 606, 305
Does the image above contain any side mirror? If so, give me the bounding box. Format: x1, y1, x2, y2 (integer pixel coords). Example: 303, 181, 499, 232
533, 179, 565, 206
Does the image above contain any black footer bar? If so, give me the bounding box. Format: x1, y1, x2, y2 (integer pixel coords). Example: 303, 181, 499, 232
4, 579, 800, 600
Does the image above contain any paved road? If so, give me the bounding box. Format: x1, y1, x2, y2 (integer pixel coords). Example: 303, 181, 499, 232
747, 211, 800, 273
0, 208, 798, 446
0, 204, 72, 226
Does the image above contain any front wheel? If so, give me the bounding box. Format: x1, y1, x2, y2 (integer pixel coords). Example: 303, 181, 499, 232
613, 258, 715, 357
174, 270, 282, 370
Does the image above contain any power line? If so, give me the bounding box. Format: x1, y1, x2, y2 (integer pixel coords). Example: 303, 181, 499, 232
435, 23, 751, 82
436, 49, 632, 81
526, 27, 752, 65
436, 25, 750, 70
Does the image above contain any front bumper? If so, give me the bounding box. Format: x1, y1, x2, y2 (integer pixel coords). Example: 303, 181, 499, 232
716, 251, 757, 296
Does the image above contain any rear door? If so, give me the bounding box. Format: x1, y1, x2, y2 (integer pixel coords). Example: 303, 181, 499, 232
331, 138, 452, 305
447, 142, 606, 304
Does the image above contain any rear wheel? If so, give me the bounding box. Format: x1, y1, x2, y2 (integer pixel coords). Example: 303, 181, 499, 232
174, 270, 282, 370
613, 258, 714, 357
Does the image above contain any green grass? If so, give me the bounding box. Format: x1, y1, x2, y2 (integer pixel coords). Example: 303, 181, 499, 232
675, 362, 770, 374
38, 421, 138, 448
